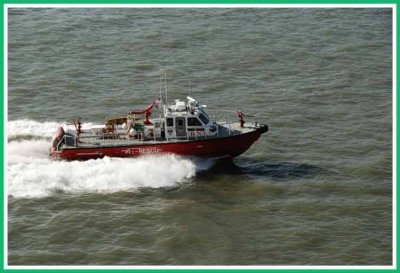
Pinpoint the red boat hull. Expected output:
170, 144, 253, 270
50, 128, 264, 161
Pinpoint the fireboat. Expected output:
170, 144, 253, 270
49, 96, 268, 160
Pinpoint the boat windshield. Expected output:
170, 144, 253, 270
198, 113, 209, 125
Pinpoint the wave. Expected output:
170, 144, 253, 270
7, 119, 101, 141
6, 119, 213, 199
8, 154, 197, 199
8, 119, 66, 138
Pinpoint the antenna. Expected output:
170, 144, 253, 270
189, 79, 191, 97
159, 76, 162, 102
164, 71, 168, 103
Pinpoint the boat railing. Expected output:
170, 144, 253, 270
57, 113, 243, 149
60, 127, 175, 148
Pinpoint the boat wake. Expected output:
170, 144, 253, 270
7, 119, 100, 142
7, 119, 212, 199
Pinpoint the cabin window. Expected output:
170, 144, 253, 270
198, 113, 209, 125
166, 118, 174, 127
187, 117, 203, 126
177, 119, 184, 126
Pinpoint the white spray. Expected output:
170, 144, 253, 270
7, 119, 215, 199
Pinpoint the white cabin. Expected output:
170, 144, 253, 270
152, 97, 218, 140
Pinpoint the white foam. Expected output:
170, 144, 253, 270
8, 119, 101, 138
8, 153, 197, 198
7, 119, 216, 198
8, 140, 50, 164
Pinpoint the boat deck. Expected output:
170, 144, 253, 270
62, 122, 256, 149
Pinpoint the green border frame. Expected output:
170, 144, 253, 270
1, 1, 397, 272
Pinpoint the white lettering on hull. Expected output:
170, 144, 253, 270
121, 147, 162, 155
